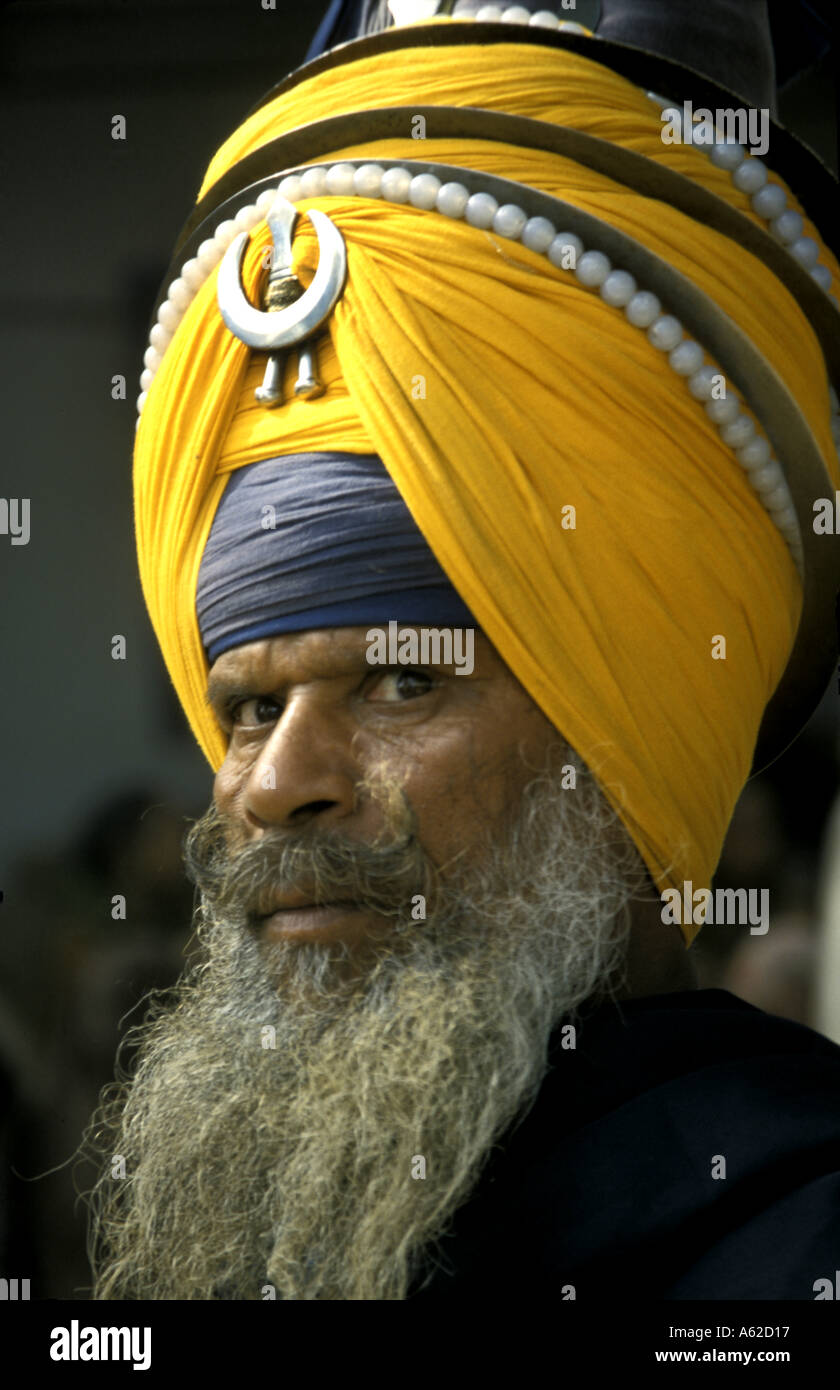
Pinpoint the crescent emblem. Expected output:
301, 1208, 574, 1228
217, 199, 347, 351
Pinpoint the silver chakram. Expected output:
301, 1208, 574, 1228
216, 191, 348, 406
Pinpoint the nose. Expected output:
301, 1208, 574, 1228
240, 694, 359, 833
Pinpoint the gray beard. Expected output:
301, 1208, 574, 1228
84, 753, 643, 1300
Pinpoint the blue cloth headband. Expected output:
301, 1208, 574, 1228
196, 452, 476, 664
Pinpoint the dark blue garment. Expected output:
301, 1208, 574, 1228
304, 0, 351, 64
408, 989, 840, 1299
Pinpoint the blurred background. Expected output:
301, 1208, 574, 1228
0, 0, 837, 1299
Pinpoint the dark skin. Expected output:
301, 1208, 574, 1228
208, 626, 696, 996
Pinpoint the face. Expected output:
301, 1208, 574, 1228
209, 625, 561, 950
86, 623, 646, 1301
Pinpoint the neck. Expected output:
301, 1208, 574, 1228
618, 892, 698, 1001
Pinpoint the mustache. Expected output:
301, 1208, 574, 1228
182, 793, 440, 929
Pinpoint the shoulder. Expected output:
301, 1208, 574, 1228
534, 990, 840, 1299
413, 991, 840, 1299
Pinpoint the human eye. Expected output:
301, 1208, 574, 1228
228, 695, 282, 728
366, 668, 436, 702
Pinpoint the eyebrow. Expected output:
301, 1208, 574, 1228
203, 655, 362, 713
204, 643, 475, 714
204, 676, 254, 713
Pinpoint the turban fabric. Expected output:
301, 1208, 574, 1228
196, 452, 476, 663
134, 26, 840, 943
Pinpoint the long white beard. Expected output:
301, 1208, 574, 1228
84, 755, 643, 1300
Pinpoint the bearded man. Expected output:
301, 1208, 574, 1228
84, 0, 840, 1300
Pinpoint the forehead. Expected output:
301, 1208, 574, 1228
206, 625, 503, 685
212, 628, 368, 679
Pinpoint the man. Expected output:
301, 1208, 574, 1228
85, 0, 840, 1299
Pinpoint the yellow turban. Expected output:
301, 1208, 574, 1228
134, 29, 840, 944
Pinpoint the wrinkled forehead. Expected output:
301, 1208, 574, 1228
204, 626, 520, 713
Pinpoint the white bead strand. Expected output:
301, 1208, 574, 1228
451, 7, 593, 34
646, 92, 836, 302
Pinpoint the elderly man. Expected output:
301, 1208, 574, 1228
85, 0, 840, 1300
